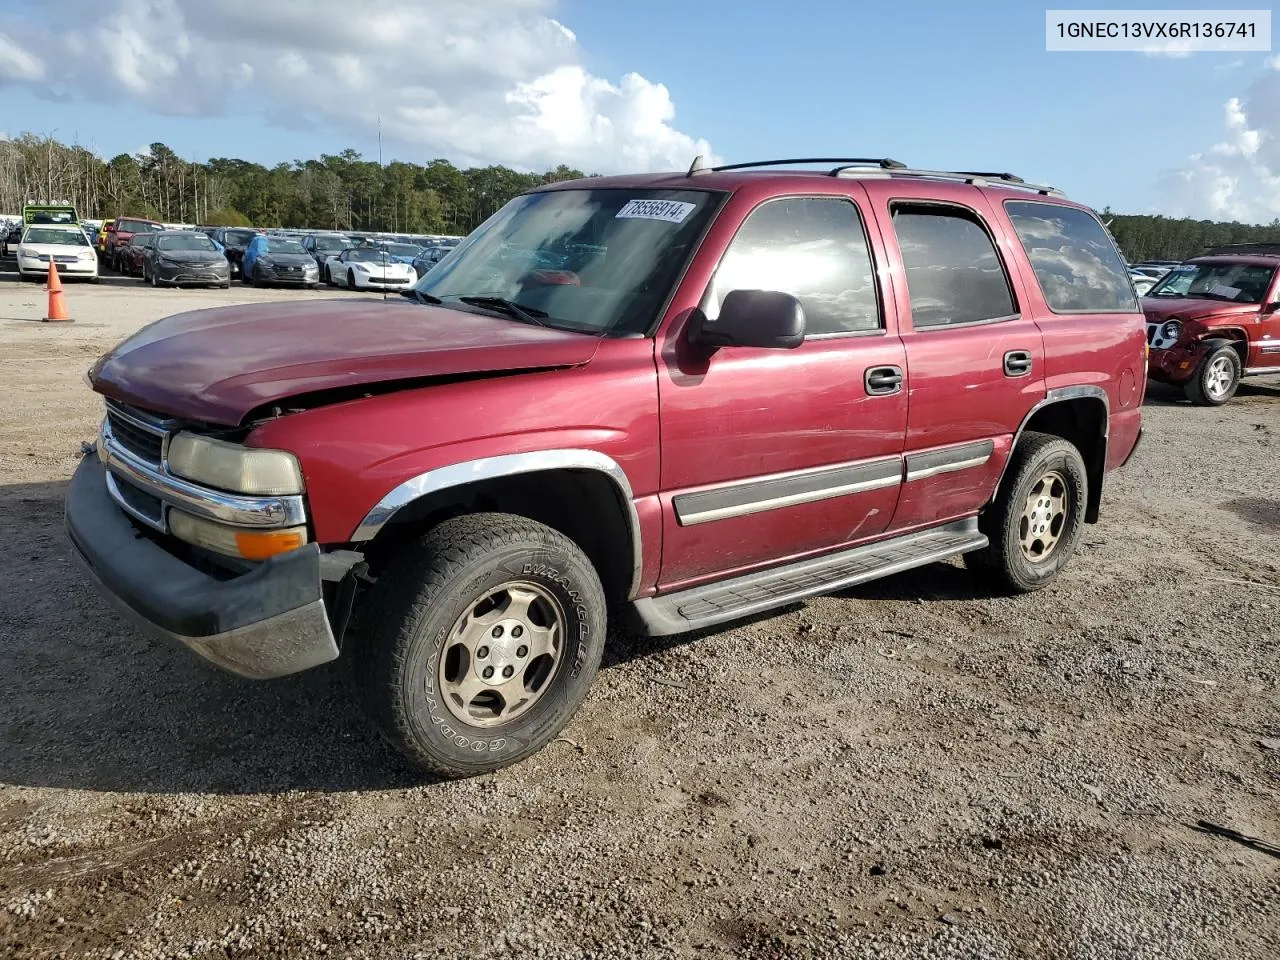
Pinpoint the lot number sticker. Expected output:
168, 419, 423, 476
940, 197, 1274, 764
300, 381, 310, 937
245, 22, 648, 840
616, 199, 696, 223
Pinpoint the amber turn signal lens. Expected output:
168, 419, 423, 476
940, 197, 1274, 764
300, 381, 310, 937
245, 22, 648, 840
234, 528, 307, 560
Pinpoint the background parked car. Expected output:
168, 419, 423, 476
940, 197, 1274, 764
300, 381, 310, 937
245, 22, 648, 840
324, 246, 416, 289
15, 224, 99, 281
117, 233, 155, 276
302, 232, 352, 273
242, 235, 320, 288
411, 243, 453, 277
95, 219, 114, 257
210, 227, 260, 278
106, 217, 162, 271
142, 230, 231, 288
1, 221, 21, 257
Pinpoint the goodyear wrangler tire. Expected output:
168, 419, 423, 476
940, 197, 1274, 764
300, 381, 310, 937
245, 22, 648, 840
964, 431, 1087, 594
354, 513, 606, 778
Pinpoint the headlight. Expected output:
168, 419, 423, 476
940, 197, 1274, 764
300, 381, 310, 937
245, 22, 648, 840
78, 249, 95, 260
353, 263, 372, 272
167, 433, 304, 495
169, 509, 307, 561
1160, 320, 1182, 342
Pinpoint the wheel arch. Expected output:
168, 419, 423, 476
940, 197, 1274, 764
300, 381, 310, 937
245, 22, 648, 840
1197, 331, 1248, 367
996, 386, 1109, 524
351, 451, 643, 603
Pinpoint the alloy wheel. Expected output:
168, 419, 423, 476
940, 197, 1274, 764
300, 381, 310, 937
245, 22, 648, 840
1205, 355, 1235, 401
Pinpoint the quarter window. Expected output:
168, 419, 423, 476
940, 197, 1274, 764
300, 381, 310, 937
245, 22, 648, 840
1004, 201, 1138, 313
890, 204, 1016, 328
704, 197, 881, 336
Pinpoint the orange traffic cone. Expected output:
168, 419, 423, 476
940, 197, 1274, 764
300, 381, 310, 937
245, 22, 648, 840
42, 259, 72, 323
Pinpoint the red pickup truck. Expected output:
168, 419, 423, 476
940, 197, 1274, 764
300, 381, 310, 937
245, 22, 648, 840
1141, 245, 1280, 404
67, 158, 1146, 776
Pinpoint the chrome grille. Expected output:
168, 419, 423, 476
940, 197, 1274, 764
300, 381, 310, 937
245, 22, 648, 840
106, 473, 164, 528
104, 400, 169, 465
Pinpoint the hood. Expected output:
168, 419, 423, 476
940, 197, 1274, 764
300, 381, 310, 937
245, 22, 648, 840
90, 299, 602, 426
1140, 297, 1260, 323
258, 252, 315, 267
18, 243, 93, 257
155, 249, 225, 264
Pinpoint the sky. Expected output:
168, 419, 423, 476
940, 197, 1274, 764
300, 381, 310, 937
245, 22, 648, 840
0, 0, 1278, 221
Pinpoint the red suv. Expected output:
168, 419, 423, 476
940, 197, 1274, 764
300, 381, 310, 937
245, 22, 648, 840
67, 158, 1146, 776
1141, 245, 1280, 404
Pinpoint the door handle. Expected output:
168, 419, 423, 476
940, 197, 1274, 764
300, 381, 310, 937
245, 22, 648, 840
865, 365, 904, 396
1003, 350, 1033, 377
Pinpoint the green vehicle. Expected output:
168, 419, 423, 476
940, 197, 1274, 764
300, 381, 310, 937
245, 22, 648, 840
23, 202, 80, 228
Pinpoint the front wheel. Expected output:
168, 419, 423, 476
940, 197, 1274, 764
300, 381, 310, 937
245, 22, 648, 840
1185, 346, 1241, 406
347, 269, 356, 290
965, 431, 1088, 593
352, 513, 606, 778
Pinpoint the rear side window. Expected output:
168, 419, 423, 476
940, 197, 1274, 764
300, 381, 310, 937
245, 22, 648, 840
1004, 201, 1138, 313
704, 197, 881, 336
890, 204, 1016, 328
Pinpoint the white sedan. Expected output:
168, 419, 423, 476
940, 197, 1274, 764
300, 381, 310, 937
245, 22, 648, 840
16, 224, 99, 281
324, 247, 417, 290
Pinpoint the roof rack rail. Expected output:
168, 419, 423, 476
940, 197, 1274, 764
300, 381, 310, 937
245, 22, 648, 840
832, 165, 1065, 198
688, 156, 907, 176
1200, 242, 1280, 257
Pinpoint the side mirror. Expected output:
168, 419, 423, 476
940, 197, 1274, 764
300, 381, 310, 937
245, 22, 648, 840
689, 289, 805, 349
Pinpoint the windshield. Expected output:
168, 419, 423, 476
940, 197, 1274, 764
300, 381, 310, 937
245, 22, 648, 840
118, 219, 159, 233
23, 227, 89, 245
263, 239, 307, 255
1147, 261, 1275, 303
415, 188, 721, 335
156, 234, 217, 252
347, 247, 392, 262
382, 243, 422, 257
223, 229, 256, 246
314, 236, 350, 251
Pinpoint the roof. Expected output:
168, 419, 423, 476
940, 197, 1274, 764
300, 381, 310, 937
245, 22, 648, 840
1187, 253, 1280, 266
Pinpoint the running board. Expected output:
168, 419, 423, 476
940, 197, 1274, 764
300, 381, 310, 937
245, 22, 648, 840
630, 519, 988, 636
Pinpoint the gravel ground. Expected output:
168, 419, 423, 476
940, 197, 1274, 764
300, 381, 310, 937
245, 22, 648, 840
0, 272, 1277, 959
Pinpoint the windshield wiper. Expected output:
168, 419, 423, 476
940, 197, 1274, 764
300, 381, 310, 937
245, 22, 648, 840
456, 296, 550, 327
399, 288, 443, 304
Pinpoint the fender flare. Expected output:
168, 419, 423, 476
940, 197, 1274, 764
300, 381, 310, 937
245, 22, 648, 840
349, 449, 644, 599
991, 385, 1110, 519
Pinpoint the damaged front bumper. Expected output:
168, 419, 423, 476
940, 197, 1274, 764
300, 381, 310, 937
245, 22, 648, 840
65, 452, 339, 679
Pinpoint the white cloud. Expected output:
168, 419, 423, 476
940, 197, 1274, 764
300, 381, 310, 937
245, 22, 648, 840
1160, 58, 1280, 221
0, 0, 714, 173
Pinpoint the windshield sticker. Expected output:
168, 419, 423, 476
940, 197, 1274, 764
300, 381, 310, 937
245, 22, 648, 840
1207, 283, 1241, 298
616, 199, 696, 224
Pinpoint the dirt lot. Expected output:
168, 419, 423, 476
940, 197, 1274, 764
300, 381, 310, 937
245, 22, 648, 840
0, 270, 1277, 960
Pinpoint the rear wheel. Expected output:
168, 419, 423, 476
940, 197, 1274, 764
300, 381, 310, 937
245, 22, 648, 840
1185, 346, 1241, 406
352, 513, 606, 778
965, 431, 1087, 593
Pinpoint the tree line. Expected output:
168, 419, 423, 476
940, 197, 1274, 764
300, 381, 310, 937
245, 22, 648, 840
3, 132, 1279, 254
1102, 208, 1280, 262
0, 133, 589, 235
